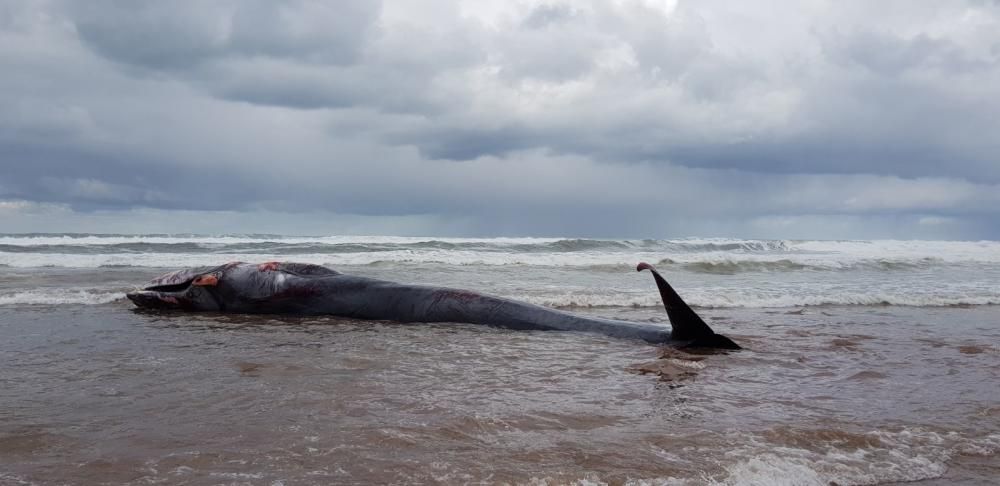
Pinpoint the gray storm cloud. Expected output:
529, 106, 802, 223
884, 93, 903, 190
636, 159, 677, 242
1, 0, 999, 238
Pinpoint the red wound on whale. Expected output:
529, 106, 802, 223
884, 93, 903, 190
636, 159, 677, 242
192, 274, 219, 286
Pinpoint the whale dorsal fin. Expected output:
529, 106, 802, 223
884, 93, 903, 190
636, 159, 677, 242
636, 262, 722, 343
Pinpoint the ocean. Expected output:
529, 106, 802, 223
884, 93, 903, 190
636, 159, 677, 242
1, 234, 998, 484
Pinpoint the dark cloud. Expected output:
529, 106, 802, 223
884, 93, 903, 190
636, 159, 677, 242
826, 30, 983, 75
71, 0, 381, 70
68, 0, 474, 113
202, 59, 449, 114
0, 141, 262, 211
72, 3, 227, 70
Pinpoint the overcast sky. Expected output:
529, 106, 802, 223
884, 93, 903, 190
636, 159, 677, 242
1, 1, 999, 239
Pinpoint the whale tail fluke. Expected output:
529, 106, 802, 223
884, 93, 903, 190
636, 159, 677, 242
637, 262, 741, 350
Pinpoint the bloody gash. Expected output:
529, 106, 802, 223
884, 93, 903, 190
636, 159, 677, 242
126, 262, 739, 349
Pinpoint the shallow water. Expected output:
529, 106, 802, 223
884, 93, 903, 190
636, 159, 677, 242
2, 302, 998, 485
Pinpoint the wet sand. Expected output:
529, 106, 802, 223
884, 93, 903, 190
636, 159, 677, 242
1, 302, 998, 485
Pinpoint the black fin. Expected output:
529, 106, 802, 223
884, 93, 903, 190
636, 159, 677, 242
637, 262, 738, 349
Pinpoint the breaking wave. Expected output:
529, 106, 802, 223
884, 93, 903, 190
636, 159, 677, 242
516, 290, 1000, 309
0, 233, 997, 255
711, 428, 1000, 486
2, 235, 999, 270
0, 288, 126, 306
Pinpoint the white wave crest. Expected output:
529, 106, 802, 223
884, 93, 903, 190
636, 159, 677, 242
0, 288, 125, 306
0, 234, 564, 246
2, 236, 1000, 265
680, 289, 1000, 308
0, 251, 646, 268
712, 428, 999, 486
2, 250, 999, 270
510, 289, 1000, 308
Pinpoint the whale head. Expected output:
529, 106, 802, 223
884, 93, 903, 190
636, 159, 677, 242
126, 264, 233, 311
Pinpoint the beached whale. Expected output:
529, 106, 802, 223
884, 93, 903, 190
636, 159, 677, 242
126, 261, 740, 349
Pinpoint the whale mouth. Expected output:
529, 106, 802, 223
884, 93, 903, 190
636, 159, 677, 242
127, 265, 227, 310
126, 278, 197, 309
142, 279, 196, 293
140, 272, 219, 294
126, 289, 180, 309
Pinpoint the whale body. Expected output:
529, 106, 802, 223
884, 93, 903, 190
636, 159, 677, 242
126, 261, 740, 349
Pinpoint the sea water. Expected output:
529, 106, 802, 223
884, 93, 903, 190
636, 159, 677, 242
1, 234, 998, 484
